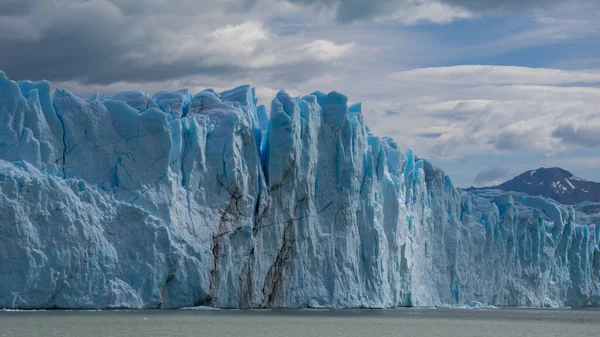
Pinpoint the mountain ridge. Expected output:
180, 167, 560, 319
466, 167, 600, 205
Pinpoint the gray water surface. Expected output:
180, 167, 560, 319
1, 308, 599, 337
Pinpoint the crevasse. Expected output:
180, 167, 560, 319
0, 71, 598, 309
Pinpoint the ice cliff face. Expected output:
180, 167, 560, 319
1, 71, 598, 309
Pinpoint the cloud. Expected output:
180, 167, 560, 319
0, 0, 355, 86
411, 93, 597, 157
552, 118, 600, 148
474, 166, 510, 186
356, 64, 600, 165
0, 16, 40, 42
384, 2, 472, 24
294, 40, 356, 61
358, 65, 600, 162
442, 0, 573, 12
206, 21, 271, 56
283, 0, 596, 23
284, 0, 473, 24
0, 0, 35, 16
417, 132, 442, 138
492, 117, 560, 152
393, 65, 600, 86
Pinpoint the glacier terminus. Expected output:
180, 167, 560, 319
0, 70, 599, 309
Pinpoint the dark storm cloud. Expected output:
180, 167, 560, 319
552, 124, 600, 148
1, 0, 154, 83
474, 166, 510, 185
417, 132, 442, 139
284, 0, 590, 23
0, 0, 35, 16
0, 0, 341, 86
0, 0, 265, 84
104, 0, 258, 16
0, 0, 186, 83
493, 132, 522, 151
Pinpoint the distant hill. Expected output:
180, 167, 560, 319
466, 167, 600, 205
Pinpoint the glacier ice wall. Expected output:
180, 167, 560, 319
0, 71, 598, 309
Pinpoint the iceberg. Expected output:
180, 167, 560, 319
0, 70, 598, 309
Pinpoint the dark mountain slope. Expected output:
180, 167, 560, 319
467, 167, 600, 205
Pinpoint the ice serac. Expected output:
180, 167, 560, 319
0, 70, 598, 309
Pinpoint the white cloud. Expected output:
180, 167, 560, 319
380, 1, 472, 25
417, 99, 493, 113
356, 65, 600, 162
392, 65, 600, 85
156, 19, 356, 70
207, 21, 271, 56
510, 85, 600, 94
294, 40, 356, 62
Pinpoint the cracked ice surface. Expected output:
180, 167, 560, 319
0, 71, 599, 309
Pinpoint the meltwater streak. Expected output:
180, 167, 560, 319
0, 70, 599, 309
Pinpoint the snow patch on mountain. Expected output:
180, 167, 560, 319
472, 167, 600, 205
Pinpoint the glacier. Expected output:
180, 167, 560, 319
0, 70, 599, 309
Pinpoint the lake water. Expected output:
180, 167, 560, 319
1, 308, 599, 337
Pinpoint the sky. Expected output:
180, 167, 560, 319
1, 0, 599, 187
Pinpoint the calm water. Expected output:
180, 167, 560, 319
1, 308, 599, 337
